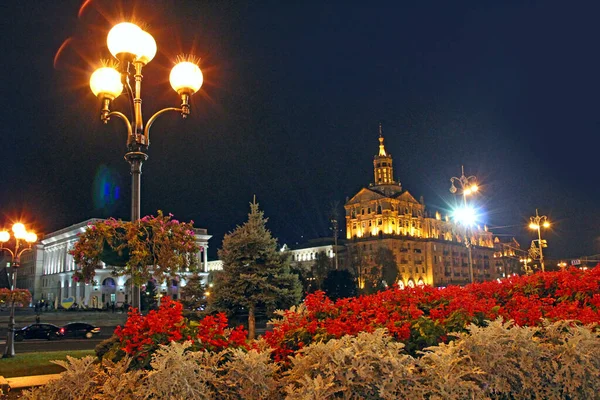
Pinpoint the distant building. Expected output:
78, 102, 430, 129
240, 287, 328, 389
493, 237, 527, 277
343, 129, 497, 287
35, 219, 211, 308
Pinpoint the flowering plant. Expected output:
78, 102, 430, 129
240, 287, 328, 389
0, 288, 31, 306
69, 211, 200, 285
113, 297, 248, 369
265, 265, 600, 361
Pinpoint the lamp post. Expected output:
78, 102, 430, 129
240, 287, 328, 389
528, 209, 550, 272
88, 22, 204, 309
1, 223, 37, 358
450, 166, 479, 283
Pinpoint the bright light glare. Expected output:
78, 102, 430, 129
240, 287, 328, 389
107, 22, 142, 58
452, 206, 476, 226
90, 67, 123, 99
529, 223, 539, 230
543, 221, 550, 228
12, 223, 26, 239
0, 231, 9, 242
470, 184, 478, 192
170, 61, 203, 94
25, 232, 37, 243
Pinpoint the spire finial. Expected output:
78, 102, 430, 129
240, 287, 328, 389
378, 123, 386, 156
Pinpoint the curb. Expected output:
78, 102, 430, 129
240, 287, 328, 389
0, 373, 61, 392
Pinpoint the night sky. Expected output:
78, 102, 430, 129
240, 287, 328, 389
1, 1, 599, 260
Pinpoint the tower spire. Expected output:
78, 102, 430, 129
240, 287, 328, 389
378, 122, 386, 157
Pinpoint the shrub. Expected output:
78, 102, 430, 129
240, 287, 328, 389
282, 329, 416, 399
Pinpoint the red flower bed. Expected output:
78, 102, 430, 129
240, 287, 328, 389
115, 297, 248, 368
265, 266, 600, 362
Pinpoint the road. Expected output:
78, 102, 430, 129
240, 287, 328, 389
0, 327, 117, 353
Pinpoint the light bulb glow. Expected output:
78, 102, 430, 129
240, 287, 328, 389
529, 223, 539, 230
107, 22, 142, 58
452, 206, 476, 226
90, 67, 123, 99
0, 231, 9, 243
135, 30, 157, 64
12, 223, 26, 239
25, 232, 37, 243
470, 184, 478, 192
543, 221, 550, 228
170, 61, 203, 95
464, 188, 472, 195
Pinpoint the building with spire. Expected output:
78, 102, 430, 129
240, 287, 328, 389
344, 126, 496, 288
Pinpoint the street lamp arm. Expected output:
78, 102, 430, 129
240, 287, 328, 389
103, 111, 134, 144
143, 107, 185, 145
0, 247, 15, 259
16, 246, 33, 260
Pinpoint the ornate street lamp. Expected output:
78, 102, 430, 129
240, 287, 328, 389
1, 223, 37, 358
528, 209, 550, 272
89, 22, 204, 309
450, 166, 479, 283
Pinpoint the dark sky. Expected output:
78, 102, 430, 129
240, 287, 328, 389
1, 0, 599, 260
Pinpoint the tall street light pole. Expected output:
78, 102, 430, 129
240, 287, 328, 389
529, 209, 550, 272
1, 223, 37, 358
450, 166, 479, 284
88, 22, 204, 309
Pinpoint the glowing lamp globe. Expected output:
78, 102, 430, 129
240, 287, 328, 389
135, 30, 157, 64
543, 221, 550, 228
529, 223, 539, 230
25, 232, 37, 243
12, 223, 26, 239
90, 67, 123, 99
0, 231, 9, 243
170, 61, 203, 95
107, 22, 143, 58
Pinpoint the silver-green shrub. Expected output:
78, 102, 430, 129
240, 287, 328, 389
143, 341, 223, 400
282, 329, 416, 399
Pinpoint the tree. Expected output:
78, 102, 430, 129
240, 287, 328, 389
311, 251, 333, 291
322, 270, 357, 300
141, 280, 157, 311
179, 273, 208, 311
210, 199, 302, 339
375, 247, 399, 288
347, 245, 379, 294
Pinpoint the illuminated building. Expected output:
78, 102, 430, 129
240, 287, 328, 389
344, 128, 496, 287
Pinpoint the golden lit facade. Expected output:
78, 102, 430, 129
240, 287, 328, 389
344, 132, 496, 287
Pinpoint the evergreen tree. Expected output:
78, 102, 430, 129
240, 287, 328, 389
141, 280, 157, 311
211, 200, 302, 339
180, 273, 207, 311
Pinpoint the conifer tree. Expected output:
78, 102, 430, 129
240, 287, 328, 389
211, 199, 302, 339
180, 273, 207, 311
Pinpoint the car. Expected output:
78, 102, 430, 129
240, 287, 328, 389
14, 323, 64, 341
61, 322, 101, 339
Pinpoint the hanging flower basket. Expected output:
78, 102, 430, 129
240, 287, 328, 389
101, 241, 130, 267
69, 211, 200, 285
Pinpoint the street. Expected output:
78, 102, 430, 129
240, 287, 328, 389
0, 329, 115, 353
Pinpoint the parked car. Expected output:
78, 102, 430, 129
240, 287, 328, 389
61, 322, 101, 339
14, 323, 64, 341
